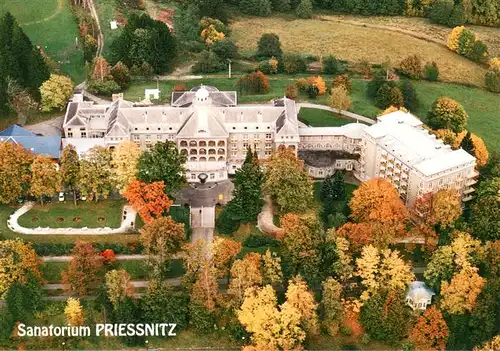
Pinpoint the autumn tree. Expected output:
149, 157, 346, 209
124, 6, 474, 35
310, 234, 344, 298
0, 143, 33, 204
228, 253, 263, 304
64, 297, 84, 326
78, 146, 113, 202
39, 74, 74, 112
6, 77, 38, 124
262, 249, 283, 287
427, 97, 468, 133
460, 132, 489, 167
191, 262, 219, 312
285, 275, 319, 336
105, 269, 135, 309
328, 85, 352, 112
112, 140, 141, 193
321, 278, 343, 336
336, 222, 373, 251
140, 216, 185, 277
60, 144, 80, 205
355, 245, 414, 301
62, 241, 103, 296
349, 178, 409, 243
91, 56, 112, 82
0, 239, 41, 297
279, 212, 322, 284
110, 61, 131, 89
137, 141, 187, 195
413, 188, 462, 229
124, 180, 172, 224
212, 236, 242, 278
238, 285, 305, 350
30, 155, 60, 205
440, 265, 486, 315
263, 147, 314, 214
474, 336, 500, 351
409, 306, 449, 351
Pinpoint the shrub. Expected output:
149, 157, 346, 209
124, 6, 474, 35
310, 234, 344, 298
111, 62, 131, 90
489, 57, 500, 71
241, 0, 272, 16
427, 97, 468, 133
447, 26, 464, 52
236, 71, 270, 95
215, 206, 240, 235
367, 69, 392, 98
173, 84, 187, 92
309, 76, 327, 95
329, 85, 352, 112
285, 84, 298, 99
256, 33, 283, 59
400, 80, 418, 111
283, 54, 307, 74
323, 55, 345, 75
192, 50, 225, 73
447, 2, 466, 27
375, 83, 392, 109
307, 84, 319, 98
130, 62, 154, 78
87, 79, 121, 96
399, 54, 423, 79
389, 87, 404, 107
258, 58, 278, 74
485, 69, 500, 93
212, 38, 238, 60
424, 61, 440, 81
296, 0, 313, 19
467, 40, 488, 62
243, 234, 280, 248
357, 60, 373, 79
99, 249, 116, 264
429, 0, 454, 26
332, 74, 352, 92
458, 28, 476, 57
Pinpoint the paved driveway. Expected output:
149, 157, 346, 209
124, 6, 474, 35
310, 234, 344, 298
24, 116, 64, 136
179, 180, 234, 207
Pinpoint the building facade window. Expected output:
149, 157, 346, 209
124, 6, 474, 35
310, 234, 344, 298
67, 132, 73, 138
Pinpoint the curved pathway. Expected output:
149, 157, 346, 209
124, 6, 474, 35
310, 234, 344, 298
22, 0, 64, 26
7, 202, 137, 235
257, 196, 281, 236
297, 102, 376, 125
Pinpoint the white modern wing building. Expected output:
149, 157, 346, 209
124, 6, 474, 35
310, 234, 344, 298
63, 85, 477, 206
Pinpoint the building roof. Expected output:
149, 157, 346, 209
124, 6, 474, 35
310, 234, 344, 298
406, 281, 435, 302
62, 138, 106, 156
0, 124, 37, 137
365, 111, 476, 175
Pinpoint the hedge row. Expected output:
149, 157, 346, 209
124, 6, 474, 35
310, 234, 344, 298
32, 242, 144, 256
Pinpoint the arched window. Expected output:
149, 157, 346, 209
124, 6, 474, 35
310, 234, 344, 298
217, 140, 225, 147
208, 157, 216, 161
180, 140, 188, 147
199, 157, 207, 162
190, 156, 197, 161
208, 140, 216, 147
218, 156, 225, 161
189, 140, 197, 147
190, 149, 198, 155
180, 149, 188, 155
199, 148, 207, 155
217, 148, 225, 155
199, 140, 207, 147
208, 149, 216, 155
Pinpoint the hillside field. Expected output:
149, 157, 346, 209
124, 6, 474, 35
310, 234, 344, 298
1, 0, 85, 82
231, 15, 491, 87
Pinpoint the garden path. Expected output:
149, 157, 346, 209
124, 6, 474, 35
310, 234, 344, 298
7, 202, 137, 235
257, 196, 281, 236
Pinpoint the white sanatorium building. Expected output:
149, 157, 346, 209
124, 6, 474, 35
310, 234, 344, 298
63, 85, 477, 206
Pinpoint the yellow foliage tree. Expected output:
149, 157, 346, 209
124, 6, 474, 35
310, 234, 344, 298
64, 297, 85, 326
440, 265, 486, 315
0, 143, 34, 204
488, 57, 500, 71
238, 285, 305, 351
212, 236, 242, 278
309, 76, 327, 95
105, 269, 135, 308
447, 26, 465, 53
191, 262, 219, 311
40, 74, 74, 112
474, 335, 500, 351
30, 155, 60, 205
285, 275, 319, 335
433, 129, 466, 149
430, 189, 462, 228
228, 253, 263, 304
262, 249, 283, 287
200, 24, 224, 45
328, 85, 352, 112
321, 278, 343, 336
111, 140, 142, 194
470, 133, 489, 167
378, 106, 408, 116
0, 239, 41, 297
355, 245, 414, 301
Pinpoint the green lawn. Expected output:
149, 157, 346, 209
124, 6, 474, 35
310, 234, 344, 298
94, 0, 123, 59
299, 107, 365, 127
18, 199, 126, 229
1, 0, 85, 82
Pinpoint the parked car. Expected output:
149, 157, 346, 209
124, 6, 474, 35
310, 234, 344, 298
58, 192, 65, 202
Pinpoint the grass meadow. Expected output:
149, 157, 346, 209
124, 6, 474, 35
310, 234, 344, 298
230, 15, 489, 87
1, 0, 85, 82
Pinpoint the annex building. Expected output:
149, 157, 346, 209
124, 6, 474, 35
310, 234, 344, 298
63, 85, 477, 206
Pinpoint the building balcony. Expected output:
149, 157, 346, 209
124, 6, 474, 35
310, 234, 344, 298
468, 170, 479, 178
466, 178, 477, 186
463, 187, 475, 195
463, 195, 474, 202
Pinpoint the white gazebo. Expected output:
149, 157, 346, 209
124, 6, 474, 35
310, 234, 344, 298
406, 281, 435, 311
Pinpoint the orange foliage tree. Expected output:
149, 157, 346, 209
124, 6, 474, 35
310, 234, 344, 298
409, 306, 449, 351
336, 222, 372, 251
124, 180, 173, 224
470, 133, 489, 167
62, 241, 103, 295
413, 189, 462, 229
212, 237, 242, 278
349, 178, 409, 242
